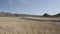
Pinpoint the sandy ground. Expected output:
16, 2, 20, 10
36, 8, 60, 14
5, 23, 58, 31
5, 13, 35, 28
0, 17, 60, 34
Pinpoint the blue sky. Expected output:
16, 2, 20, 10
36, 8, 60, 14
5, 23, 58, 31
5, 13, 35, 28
0, 0, 60, 15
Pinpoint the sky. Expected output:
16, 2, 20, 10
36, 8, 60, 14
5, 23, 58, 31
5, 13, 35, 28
0, 0, 60, 15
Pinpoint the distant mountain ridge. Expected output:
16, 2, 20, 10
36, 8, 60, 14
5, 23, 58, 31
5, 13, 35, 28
0, 12, 37, 17
42, 13, 60, 17
53, 13, 60, 17
0, 12, 60, 17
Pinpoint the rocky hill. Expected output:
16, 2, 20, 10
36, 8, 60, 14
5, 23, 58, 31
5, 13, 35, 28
42, 13, 60, 17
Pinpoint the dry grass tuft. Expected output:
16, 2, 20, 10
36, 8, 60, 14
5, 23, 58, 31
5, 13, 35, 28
0, 17, 60, 34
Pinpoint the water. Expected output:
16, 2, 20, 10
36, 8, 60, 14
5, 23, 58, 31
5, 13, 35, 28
19, 18, 60, 24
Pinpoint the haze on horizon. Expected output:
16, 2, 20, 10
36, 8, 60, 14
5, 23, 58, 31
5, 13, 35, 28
0, 0, 60, 15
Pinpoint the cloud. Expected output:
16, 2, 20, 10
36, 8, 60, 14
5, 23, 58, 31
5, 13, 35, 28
8, 0, 14, 5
